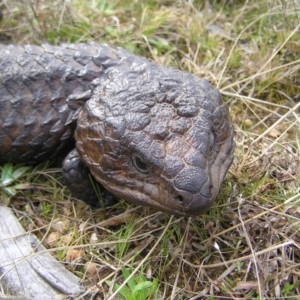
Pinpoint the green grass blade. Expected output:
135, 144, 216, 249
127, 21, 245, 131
132, 281, 153, 293
121, 267, 136, 292
4, 186, 17, 196
12, 167, 30, 180
106, 280, 132, 299
1, 163, 13, 185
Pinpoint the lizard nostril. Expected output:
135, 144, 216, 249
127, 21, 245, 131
175, 195, 184, 205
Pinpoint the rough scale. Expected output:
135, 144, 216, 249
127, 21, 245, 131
0, 42, 234, 216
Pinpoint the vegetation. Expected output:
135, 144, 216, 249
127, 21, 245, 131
0, 0, 299, 298
106, 266, 159, 300
0, 163, 30, 203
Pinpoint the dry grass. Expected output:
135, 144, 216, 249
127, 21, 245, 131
0, 0, 300, 299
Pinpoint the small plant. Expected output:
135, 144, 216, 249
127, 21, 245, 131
106, 266, 158, 300
0, 163, 31, 204
235, 262, 244, 272
282, 280, 300, 299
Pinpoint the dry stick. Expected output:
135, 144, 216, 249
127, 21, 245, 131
58, 0, 67, 31
238, 117, 299, 170
222, 93, 299, 170
266, 118, 299, 153
201, 193, 300, 245
106, 215, 174, 300
251, 101, 299, 142
170, 217, 192, 300
221, 18, 300, 175
237, 201, 263, 299
235, 101, 300, 175
84, 206, 142, 231
217, 263, 239, 282
222, 91, 294, 109
74, 219, 171, 299
238, 22, 300, 94
76, 244, 156, 299
183, 240, 296, 269
216, 6, 292, 89
70, 192, 300, 295
250, 108, 280, 131
216, 12, 259, 88
221, 59, 300, 92
44, 192, 300, 297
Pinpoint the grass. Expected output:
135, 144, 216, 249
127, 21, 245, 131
0, 0, 299, 299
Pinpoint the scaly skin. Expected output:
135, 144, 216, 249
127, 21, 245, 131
0, 42, 234, 216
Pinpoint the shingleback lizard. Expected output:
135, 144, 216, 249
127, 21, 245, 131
0, 42, 234, 216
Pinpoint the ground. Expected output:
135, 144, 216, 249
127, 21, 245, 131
0, 0, 299, 299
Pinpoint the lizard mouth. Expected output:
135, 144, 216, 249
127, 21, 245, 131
92, 173, 216, 216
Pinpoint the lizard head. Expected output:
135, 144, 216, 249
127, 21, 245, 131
75, 49, 234, 216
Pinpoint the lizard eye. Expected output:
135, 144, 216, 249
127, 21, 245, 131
132, 156, 149, 173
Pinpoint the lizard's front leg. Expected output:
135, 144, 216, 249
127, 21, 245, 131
62, 149, 117, 207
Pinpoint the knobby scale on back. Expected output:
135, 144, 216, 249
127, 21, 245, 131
0, 42, 234, 216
